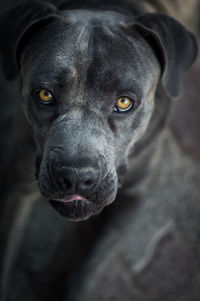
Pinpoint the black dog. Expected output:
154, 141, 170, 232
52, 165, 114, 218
0, 0, 199, 300
0, 0, 196, 220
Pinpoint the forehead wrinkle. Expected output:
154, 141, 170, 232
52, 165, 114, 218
75, 19, 120, 68
77, 23, 89, 48
71, 23, 95, 101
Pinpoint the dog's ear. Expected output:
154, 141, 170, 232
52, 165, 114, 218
134, 13, 198, 99
0, 0, 58, 80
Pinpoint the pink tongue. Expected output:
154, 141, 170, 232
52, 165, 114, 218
60, 195, 85, 203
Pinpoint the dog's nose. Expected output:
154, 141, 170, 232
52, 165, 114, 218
56, 166, 99, 195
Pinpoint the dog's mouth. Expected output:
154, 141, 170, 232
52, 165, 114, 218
55, 194, 86, 203
49, 194, 100, 221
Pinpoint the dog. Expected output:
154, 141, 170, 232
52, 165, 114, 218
0, 0, 199, 300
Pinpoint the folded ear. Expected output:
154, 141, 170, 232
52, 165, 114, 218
0, 0, 58, 80
134, 13, 198, 99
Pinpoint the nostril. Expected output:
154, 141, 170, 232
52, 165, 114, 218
84, 179, 94, 186
63, 178, 73, 189
56, 172, 76, 192
79, 171, 99, 191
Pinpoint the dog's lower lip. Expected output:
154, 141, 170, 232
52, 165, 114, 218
49, 196, 95, 220
55, 194, 86, 203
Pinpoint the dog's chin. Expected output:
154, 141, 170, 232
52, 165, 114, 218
49, 198, 97, 221
48, 192, 117, 221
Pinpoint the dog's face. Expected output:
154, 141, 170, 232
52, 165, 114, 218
0, 3, 197, 221
20, 10, 160, 220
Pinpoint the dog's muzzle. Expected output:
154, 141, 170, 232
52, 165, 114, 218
38, 147, 118, 220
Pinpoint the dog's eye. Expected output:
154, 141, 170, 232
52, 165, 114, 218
114, 97, 133, 112
38, 89, 54, 104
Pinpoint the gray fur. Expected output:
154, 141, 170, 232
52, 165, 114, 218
0, 0, 199, 300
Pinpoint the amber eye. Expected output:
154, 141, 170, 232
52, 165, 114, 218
38, 89, 54, 104
114, 97, 133, 112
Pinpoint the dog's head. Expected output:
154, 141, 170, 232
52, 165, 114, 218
0, 1, 197, 220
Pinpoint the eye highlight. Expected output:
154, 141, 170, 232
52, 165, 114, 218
38, 89, 54, 104
114, 96, 133, 112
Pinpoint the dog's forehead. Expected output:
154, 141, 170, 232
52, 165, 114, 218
21, 11, 159, 95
